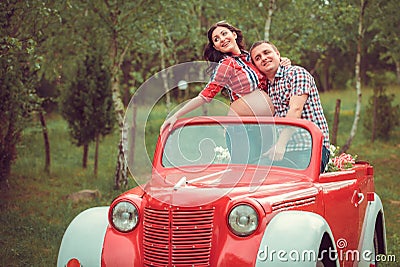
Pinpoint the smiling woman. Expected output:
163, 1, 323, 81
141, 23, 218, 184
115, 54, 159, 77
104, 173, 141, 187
160, 21, 276, 133
211, 25, 241, 55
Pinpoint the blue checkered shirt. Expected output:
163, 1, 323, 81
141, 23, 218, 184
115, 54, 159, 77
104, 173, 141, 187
264, 65, 330, 150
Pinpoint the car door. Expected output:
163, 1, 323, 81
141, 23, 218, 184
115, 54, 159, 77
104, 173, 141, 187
318, 172, 364, 265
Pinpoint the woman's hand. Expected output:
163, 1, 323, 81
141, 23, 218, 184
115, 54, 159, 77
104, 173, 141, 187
262, 144, 286, 161
160, 115, 178, 134
159, 96, 207, 134
280, 57, 291, 67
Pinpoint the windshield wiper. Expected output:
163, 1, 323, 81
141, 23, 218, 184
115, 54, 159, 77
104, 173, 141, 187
173, 176, 187, 190
173, 169, 232, 191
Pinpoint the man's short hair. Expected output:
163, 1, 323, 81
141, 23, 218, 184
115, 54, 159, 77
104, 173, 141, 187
249, 41, 279, 56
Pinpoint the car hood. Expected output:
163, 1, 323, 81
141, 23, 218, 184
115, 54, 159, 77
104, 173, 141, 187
140, 166, 316, 207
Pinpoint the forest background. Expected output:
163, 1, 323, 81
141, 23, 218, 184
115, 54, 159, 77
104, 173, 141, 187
1, 0, 399, 266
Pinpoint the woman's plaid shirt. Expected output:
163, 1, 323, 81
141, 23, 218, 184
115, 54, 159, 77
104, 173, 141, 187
200, 51, 263, 102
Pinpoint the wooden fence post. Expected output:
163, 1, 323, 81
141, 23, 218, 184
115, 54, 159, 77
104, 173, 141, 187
331, 99, 341, 146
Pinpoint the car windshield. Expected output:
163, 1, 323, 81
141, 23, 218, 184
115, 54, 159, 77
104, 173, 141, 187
162, 122, 312, 170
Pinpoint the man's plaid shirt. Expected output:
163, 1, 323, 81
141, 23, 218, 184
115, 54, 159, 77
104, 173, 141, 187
264, 65, 330, 150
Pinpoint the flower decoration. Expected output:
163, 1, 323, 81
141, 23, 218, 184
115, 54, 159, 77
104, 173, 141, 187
214, 146, 231, 163
326, 145, 357, 172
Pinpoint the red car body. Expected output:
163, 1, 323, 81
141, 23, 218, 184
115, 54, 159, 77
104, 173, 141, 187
58, 116, 386, 267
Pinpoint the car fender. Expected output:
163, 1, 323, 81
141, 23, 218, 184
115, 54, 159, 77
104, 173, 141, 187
357, 193, 386, 267
57, 206, 109, 267
255, 210, 338, 266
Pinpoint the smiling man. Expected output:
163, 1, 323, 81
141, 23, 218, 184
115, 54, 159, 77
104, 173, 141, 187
250, 41, 330, 172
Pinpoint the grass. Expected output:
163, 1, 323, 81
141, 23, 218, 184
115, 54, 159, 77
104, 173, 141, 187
321, 86, 400, 265
0, 86, 399, 266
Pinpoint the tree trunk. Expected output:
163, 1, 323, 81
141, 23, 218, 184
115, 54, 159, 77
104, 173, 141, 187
109, 22, 131, 189
371, 90, 377, 142
38, 111, 50, 174
114, 138, 128, 189
395, 59, 400, 85
160, 21, 171, 112
264, 0, 276, 40
122, 60, 132, 107
322, 55, 331, 91
341, 0, 368, 153
128, 101, 137, 168
111, 73, 129, 189
331, 99, 341, 146
83, 143, 89, 169
309, 58, 324, 91
0, 116, 16, 186
94, 133, 99, 177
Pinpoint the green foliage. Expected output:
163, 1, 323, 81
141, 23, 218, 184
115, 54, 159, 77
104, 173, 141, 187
0, 116, 135, 266
364, 86, 400, 141
61, 50, 115, 147
0, 37, 40, 182
1, 93, 399, 266
369, 0, 400, 64
0, 0, 64, 182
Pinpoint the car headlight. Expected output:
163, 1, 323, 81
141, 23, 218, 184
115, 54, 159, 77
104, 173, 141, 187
111, 201, 139, 232
228, 204, 259, 236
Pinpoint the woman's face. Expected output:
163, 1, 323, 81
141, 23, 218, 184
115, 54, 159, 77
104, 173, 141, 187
211, 26, 240, 55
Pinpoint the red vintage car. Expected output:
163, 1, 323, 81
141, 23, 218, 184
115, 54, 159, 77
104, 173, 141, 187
58, 116, 386, 267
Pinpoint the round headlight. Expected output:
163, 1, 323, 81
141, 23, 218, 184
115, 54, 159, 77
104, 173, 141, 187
228, 204, 259, 236
112, 201, 139, 232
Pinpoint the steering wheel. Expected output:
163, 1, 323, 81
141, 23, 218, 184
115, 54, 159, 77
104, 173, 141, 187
272, 156, 300, 169
253, 155, 300, 169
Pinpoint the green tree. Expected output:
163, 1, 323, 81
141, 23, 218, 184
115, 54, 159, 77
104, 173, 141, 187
369, 0, 400, 84
61, 60, 93, 168
0, 37, 40, 184
0, 0, 58, 183
1, 1, 64, 179
61, 51, 114, 172
364, 86, 400, 141
86, 0, 159, 188
341, 0, 368, 153
86, 51, 115, 176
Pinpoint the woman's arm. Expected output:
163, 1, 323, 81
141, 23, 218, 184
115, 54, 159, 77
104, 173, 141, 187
160, 96, 207, 133
160, 58, 234, 133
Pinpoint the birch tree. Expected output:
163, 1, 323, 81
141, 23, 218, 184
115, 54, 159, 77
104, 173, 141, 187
341, 0, 368, 152
264, 0, 276, 41
86, 0, 157, 189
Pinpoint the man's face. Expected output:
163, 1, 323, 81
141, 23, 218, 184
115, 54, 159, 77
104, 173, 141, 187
251, 43, 281, 76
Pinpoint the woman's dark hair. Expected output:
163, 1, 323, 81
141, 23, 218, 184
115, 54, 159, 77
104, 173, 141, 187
203, 21, 246, 63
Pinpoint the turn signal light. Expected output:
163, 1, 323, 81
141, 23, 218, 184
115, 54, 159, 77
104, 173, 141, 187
67, 258, 81, 267
367, 192, 375, 202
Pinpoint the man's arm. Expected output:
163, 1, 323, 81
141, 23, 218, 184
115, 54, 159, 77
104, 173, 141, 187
264, 94, 308, 160
286, 94, 308, 119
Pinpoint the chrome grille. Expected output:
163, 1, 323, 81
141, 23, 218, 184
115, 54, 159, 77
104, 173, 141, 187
144, 207, 214, 267
144, 208, 170, 266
